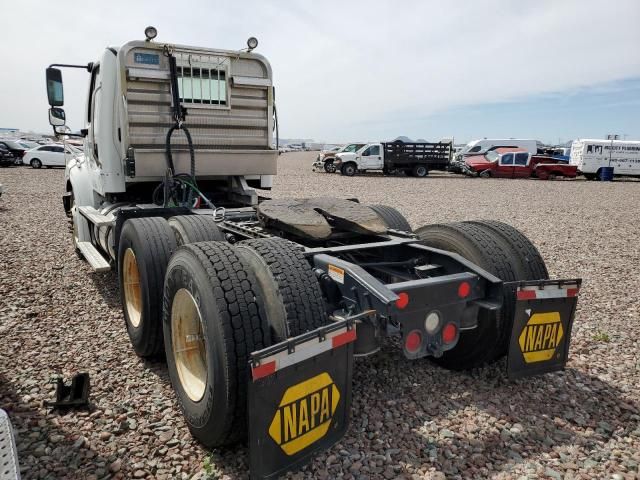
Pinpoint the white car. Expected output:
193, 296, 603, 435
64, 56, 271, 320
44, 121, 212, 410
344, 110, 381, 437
23, 144, 69, 168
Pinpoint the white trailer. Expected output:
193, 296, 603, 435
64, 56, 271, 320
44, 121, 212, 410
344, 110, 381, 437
570, 139, 640, 179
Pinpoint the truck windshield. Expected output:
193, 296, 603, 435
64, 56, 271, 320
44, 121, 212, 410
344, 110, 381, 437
485, 151, 499, 162
344, 144, 364, 152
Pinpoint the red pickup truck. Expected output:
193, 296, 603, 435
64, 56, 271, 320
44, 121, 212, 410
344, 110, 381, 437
463, 147, 577, 180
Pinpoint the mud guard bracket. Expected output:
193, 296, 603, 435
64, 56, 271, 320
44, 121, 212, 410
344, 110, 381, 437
507, 279, 581, 380
248, 319, 356, 480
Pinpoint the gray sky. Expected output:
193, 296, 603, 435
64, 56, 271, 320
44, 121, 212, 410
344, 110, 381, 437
1, 0, 639, 143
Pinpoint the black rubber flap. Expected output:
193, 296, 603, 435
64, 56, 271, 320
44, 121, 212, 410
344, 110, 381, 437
248, 321, 355, 479
507, 279, 581, 380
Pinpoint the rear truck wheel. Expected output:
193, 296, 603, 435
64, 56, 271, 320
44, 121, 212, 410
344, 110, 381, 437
30, 158, 42, 169
163, 242, 271, 446
414, 222, 520, 370
119, 217, 177, 357
168, 215, 225, 246
369, 204, 412, 233
412, 165, 428, 177
463, 220, 549, 357
324, 160, 337, 173
341, 162, 357, 176
236, 237, 328, 342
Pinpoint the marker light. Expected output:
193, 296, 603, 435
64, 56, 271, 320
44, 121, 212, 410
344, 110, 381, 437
405, 331, 422, 353
247, 36, 259, 51
458, 281, 471, 298
442, 323, 458, 344
395, 292, 409, 309
144, 26, 158, 41
424, 311, 441, 334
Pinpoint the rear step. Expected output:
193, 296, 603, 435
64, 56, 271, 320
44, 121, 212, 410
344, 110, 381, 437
77, 206, 115, 227
77, 242, 111, 272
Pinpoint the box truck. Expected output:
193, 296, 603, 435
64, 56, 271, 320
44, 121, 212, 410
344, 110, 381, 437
570, 139, 640, 180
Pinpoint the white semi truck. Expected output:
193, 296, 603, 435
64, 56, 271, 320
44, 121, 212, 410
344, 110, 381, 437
570, 138, 640, 180
44, 27, 581, 479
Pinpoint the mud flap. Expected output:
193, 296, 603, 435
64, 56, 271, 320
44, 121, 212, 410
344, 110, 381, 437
507, 279, 581, 380
248, 319, 356, 480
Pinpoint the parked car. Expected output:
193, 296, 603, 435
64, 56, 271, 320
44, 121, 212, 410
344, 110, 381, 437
0, 140, 27, 165
463, 147, 577, 179
0, 143, 15, 166
18, 140, 40, 150
313, 143, 365, 173
23, 144, 69, 168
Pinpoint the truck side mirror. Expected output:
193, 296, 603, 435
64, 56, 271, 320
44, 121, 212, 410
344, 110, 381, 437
46, 67, 64, 106
48, 107, 66, 127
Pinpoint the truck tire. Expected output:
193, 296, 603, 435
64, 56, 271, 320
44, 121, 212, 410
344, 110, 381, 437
465, 220, 548, 281
168, 215, 225, 246
324, 160, 337, 173
118, 217, 177, 357
463, 220, 549, 357
369, 204, 412, 232
236, 238, 327, 341
163, 242, 271, 446
414, 222, 519, 370
341, 162, 357, 176
412, 165, 428, 177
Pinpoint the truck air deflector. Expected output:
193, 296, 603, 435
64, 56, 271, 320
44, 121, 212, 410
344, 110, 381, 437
248, 320, 355, 479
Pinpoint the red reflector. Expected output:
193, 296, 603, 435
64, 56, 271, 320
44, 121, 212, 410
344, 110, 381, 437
567, 288, 579, 297
395, 292, 409, 309
458, 281, 471, 298
517, 290, 537, 301
332, 328, 357, 349
251, 360, 276, 380
442, 323, 457, 344
405, 331, 422, 352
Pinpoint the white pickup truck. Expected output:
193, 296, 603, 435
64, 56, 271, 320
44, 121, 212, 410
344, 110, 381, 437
334, 141, 452, 177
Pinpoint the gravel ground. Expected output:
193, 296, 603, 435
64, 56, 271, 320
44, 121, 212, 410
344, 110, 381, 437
0, 153, 639, 480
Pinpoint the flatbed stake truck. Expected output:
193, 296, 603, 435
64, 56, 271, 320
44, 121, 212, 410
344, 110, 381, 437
43, 28, 581, 479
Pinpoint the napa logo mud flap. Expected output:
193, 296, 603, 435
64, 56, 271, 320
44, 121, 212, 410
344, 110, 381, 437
507, 279, 581, 380
248, 320, 355, 480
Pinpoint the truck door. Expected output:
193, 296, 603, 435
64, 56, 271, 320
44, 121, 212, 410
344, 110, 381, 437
513, 152, 530, 177
361, 144, 382, 169
497, 153, 515, 177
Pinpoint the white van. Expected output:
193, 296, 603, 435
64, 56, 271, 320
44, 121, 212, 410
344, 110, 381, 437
570, 139, 640, 179
461, 139, 539, 156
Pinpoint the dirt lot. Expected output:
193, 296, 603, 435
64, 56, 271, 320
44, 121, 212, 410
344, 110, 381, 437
1, 152, 639, 480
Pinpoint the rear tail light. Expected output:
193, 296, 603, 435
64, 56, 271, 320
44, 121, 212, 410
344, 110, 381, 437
395, 292, 409, 309
442, 323, 458, 344
405, 330, 422, 353
424, 311, 441, 334
458, 281, 471, 298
